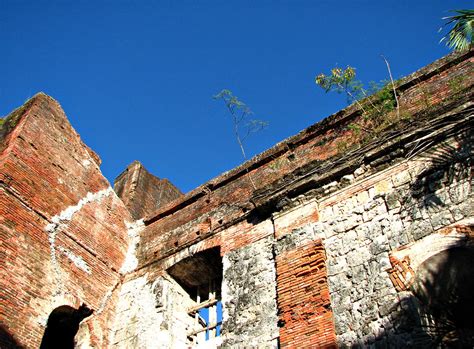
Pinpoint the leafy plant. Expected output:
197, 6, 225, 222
315, 63, 400, 134
315, 66, 373, 115
315, 58, 406, 154
440, 9, 474, 52
347, 123, 361, 135
315, 66, 399, 120
336, 139, 349, 153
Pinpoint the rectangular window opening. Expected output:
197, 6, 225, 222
189, 281, 222, 345
167, 247, 223, 347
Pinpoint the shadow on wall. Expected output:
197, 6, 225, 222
357, 127, 474, 348
409, 127, 472, 209
40, 303, 94, 349
0, 325, 23, 348
368, 244, 474, 348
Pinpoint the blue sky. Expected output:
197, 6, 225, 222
1, 0, 471, 193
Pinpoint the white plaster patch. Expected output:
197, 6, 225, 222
37, 316, 48, 327
57, 246, 92, 274
34, 293, 81, 328
82, 159, 91, 167
273, 198, 318, 234
119, 219, 144, 274
46, 187, 114, 233
44, 187, 114, 295
110, 274, 174, 348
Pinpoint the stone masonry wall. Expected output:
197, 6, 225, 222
287, 132, 472, 347
110, 273, 196, 348
221, 236, 279, 347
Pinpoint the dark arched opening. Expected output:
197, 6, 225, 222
39, 303, 93, 349
411, 246, 474, 346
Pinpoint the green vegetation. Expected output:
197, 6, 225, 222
313, 8, 473, 156
440, 9, 474, 52
0, 98, 35, 147
315, 66, 398, 120
315, 64, 404, 141
336, 139, 349, 153
314, 59, 423, 157
448, 75, 467, 95
213, 89, 268, 159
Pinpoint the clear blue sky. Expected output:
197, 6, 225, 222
1, 0, 471, 193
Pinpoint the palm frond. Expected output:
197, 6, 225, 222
440, 9, 474, 51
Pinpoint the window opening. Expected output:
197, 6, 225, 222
167, 247, 223, 347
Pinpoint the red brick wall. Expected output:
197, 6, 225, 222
0, 94, 131, 348
276, 240, 337, 348
114, 161, 183, 220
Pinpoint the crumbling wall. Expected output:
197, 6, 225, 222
109, 274, 196, 348
0, 94, 133, 348
111, 242, 229, 349
138, 50, 473, 270
221, 236, 279, 347
1, 50, 473, 348
120, 50, 473, 348
314, 133, 474, 346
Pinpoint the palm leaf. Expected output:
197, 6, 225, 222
440, 9, 474, 51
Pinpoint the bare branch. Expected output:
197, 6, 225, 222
337, 83, 370, 115
381, 55, 400, 119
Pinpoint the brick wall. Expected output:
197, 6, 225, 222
276, 239, 337, 348
0, 94, 132, 348
114, 161, 183, 220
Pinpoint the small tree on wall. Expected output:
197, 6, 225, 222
214, 89, 268, 189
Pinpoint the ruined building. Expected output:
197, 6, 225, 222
1, 50, 473, 348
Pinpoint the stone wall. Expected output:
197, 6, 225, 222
109, 273, 197, 348
222, 236, 279, 347
317, 131, 472, 346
